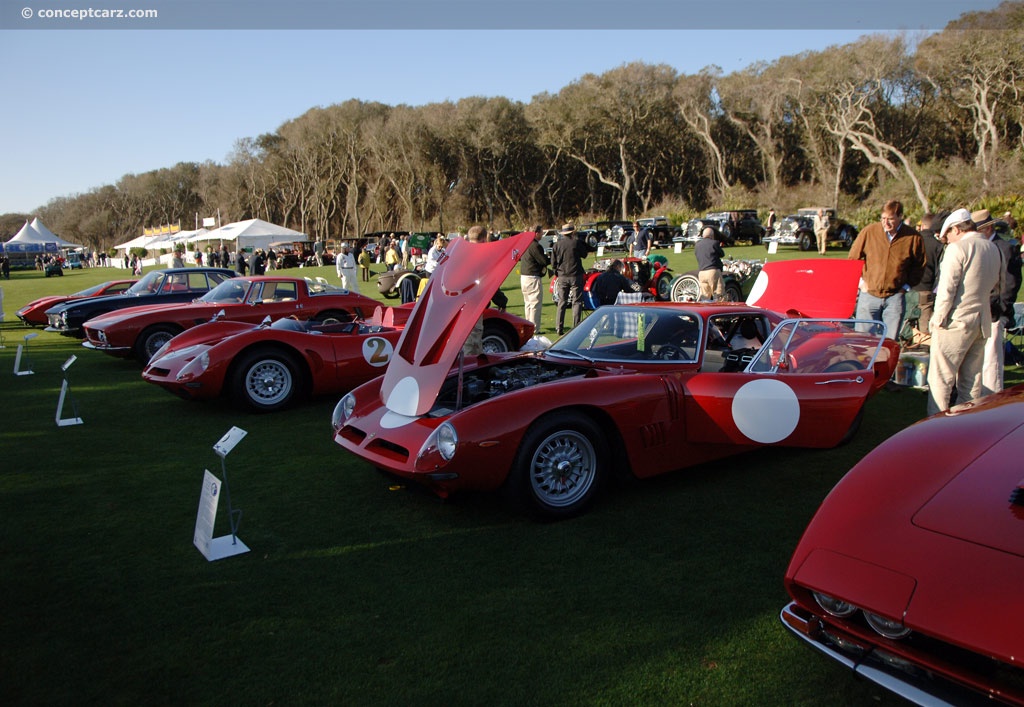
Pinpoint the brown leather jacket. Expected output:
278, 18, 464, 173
848, 222, 925, 298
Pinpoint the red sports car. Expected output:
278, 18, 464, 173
142, 304, 535, 412
781, 384, 1024, 706
82, 276, 379, 363
15, 279, 137, 326
550, 255, 675, 307
332, 232, 900, 518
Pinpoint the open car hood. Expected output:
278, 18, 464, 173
381, 231, 535, 417
745, 259, 864, 318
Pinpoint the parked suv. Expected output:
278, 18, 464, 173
763, 208, 858, 251
679, 210, 765, 247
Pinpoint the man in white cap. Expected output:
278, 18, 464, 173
335, 242, 359, 293
972, 208, 1022, 394
926, 208, 1004, 415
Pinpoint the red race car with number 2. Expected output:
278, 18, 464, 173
332, 231, 900, 518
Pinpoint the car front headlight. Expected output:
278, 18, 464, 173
419, 421, 458, 463
812, 591, 857, 618
176, 351, 209, 381
863, 612, 912, 640
332, 393, 356, 432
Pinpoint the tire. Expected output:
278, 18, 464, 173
724, 282, 743, 303
134, 325, 181, 363
750, 230, 762, 246
314, 310, 351, 325
799, 233, 814, 252
481, 323, 515, 353
232, 349, 304, 412
670, 274, 702, 303
510, 411, 607, 518
655, 273, 673, 301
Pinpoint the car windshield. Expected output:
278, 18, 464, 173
199, 279, 252, 304
747, 319, 888, 374
547, 307, 701, 363
126, 271, 165, 295
72, 283, 108, 296
305, 278, 345, 295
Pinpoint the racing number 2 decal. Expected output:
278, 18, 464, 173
362, 337, 394, 367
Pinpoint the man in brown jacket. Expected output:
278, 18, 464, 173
848, 199, 925, 339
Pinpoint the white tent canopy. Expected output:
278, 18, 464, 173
204, 218, 307, 252
113, 234, 158, 251
8, 219, 80, 248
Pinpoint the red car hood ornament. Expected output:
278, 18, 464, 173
381, 231, 535, 417
746, 259, 864, 318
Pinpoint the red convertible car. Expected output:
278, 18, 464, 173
16, 279, 137, 326
82, 276, 379, 363
781, 383, 1024, 706
332, 232, 900, 518
141, 304, 535, 412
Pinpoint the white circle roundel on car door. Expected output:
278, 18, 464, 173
730, 379, 800, 443
362, 337, 394, 367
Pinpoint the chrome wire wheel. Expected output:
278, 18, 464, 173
244, 358, 293, 407
528, 429, 598, 510
671, 275, 701, 302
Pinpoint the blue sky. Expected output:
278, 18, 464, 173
0, 6, 1000, 215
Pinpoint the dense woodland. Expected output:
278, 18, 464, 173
3, 3, 1024, 250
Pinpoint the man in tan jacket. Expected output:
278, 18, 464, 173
926, 208, 1005, 415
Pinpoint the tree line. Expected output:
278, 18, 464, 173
5, 2, 1023, 250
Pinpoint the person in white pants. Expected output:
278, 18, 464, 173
335, 243, 359, 293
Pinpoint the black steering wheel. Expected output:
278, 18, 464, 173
656, 344, 686, 360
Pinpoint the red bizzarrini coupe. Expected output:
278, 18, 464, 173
332, 231, 900, 518
142, 305, 535, 412
82, 276, 379, 363
16, 279, 137, 326
781, 384, 1024, 706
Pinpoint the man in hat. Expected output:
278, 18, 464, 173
972, 209, 1021, 394
926, 209, 1004, 415
848, 199, 925, 338
335, 242, 359, 293
551, 222, 589, 335
519, 226, 549, 332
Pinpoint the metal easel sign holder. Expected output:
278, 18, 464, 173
194, 426, 249, 561
14, 332, 37, 375
56, 355, 83, 427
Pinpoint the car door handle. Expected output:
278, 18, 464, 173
816, 376, 864, 385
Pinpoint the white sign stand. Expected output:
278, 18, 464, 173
596, 245, 605, 257
767, 241, 779, 255
56, 355, 83, 427
674, 243, 683, 254
14, 332, 38, 375
194, 426, 249, 561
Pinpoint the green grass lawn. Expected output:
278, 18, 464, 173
0, 248, 1018, 704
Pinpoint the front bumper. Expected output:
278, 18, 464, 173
82, 340, 131, 355
780, 602, 1011, 707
